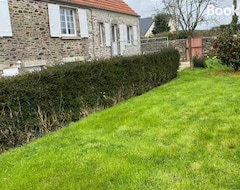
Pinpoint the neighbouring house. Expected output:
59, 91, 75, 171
0, 0, 141, 76
140, 17, 155, 37
140, 15, 176, 37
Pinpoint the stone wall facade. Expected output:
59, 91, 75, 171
0, 0, 141, 74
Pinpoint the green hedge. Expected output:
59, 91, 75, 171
0, 48, 180, 152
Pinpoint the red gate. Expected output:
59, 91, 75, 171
186, 37, 203, 61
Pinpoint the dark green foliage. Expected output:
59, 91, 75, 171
152, 13, 170, 34
219, 23, 240, 31
193, 55, 206, 68
231, 15, 238, 32
0, 48, 180, 152
165, 31, 188, 40
213, 29, 240, 71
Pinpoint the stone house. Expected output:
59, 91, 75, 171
0, 0, 141, 76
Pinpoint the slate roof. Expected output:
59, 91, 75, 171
139, 17, 154, 36
68, 0, 139, 16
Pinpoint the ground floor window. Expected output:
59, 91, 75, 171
99, 23, 105, 46
127, 25, 133, 44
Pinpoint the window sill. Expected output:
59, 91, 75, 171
0, 36, 13, 38
61, 36, 82, 40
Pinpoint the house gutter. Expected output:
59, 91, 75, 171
86, 7, 96, 60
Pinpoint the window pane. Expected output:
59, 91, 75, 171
70, 23, 74, 29
70, 28, 74, 34
111, 26, 115, 42
61, 28, 66, 34
60, 8, 64, 14
61, 22, 66, 28
61, 15, 65, 21
66, 9, 70, 16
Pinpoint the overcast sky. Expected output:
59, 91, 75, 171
123, 0, 235, 29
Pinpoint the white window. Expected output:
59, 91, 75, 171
111, 24, 118, 56
99, 23, 104, 46
127, 25, 133, 44
133, 26, 138, 46
119, 24, 127, 55
0, 0, 13, 37
48, 3, 89, 38
105, 23, 111, 47
60, 7, 76, 36
111, 25, 117, 42
99, 23, 110, 47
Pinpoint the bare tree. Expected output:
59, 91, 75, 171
231, 0, 238, 32
162, 0, 217, 67
233, 0, 237, 13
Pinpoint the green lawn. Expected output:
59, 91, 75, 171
0, 69, 240, 190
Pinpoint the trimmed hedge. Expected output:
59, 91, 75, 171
0, 48, 180, 152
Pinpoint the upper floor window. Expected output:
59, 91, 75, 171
60, 7, 76, 36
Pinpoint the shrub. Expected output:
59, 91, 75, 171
0, 48, 180, 152
213, 29, 240, 71
205, 56, 226, 69
193, 55, 206, 68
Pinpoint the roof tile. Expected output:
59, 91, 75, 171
68, 0, 139, 16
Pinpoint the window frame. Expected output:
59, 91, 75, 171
59, 6, 77, 36
48, 4, 89, 38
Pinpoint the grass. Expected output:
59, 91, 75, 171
0, 69, 240, 189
